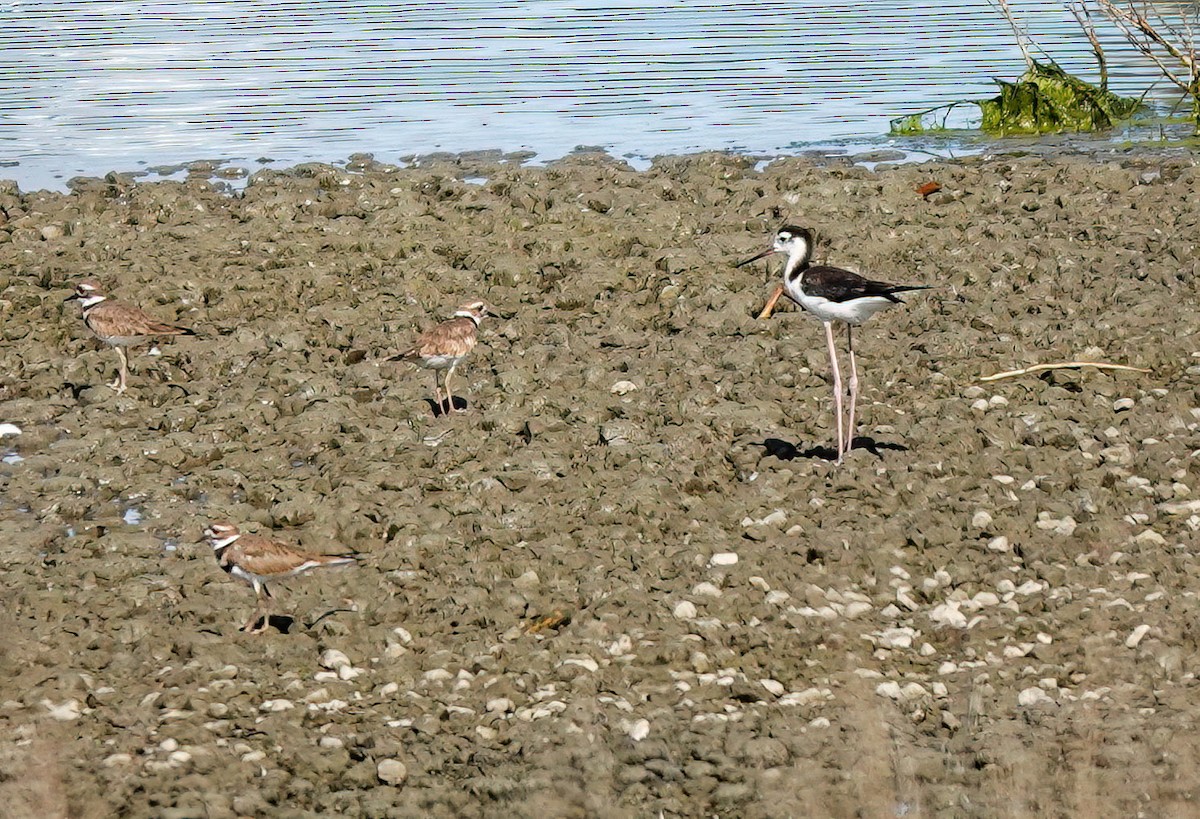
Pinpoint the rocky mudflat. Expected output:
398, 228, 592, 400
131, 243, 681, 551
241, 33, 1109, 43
1, 148, 1199, 817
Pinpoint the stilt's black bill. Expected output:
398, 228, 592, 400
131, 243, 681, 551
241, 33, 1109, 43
736, 247, 776, 268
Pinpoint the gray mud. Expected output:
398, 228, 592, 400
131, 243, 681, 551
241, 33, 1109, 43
1, 150, 1199, 817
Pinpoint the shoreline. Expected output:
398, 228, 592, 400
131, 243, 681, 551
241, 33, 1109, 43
4, 118, 1199, 195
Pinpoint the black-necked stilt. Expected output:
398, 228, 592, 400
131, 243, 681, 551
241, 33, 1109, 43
738, 225, 929, 464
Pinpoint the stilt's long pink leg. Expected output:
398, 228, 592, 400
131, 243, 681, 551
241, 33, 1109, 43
824, 321, 844, 464
845, 324, 858, 455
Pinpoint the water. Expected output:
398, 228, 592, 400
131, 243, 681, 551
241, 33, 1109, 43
0, 0, 1186, 190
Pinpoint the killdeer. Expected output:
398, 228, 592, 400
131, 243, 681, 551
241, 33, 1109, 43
64, 278, 195, 393
392, 299, 492, 414
203, 522, 356, 634
739, 225, 929, 464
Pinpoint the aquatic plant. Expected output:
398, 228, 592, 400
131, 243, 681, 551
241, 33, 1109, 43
979, 59, 1142, 134
890, 0, 1144, 136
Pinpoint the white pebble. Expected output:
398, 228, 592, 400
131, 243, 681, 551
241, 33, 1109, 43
0, 423, 20, 436
843, 601, 872, 619
337, 665, 363, 681
319, 736, 345, 749
168, 751, 192, 765
102, 753, 132, 767
610, 380, 638, 395
1126, 624, 1151, 648
1113, 398, 1136, 411
486, 697, 514, 714
560, 657, 599, 673
624, 718, 651, 742
159, 738, 179, 753
320, 649, 351, 670
971, 510, 994, 529
42, 699, 82, 721
1160, 499, 1200, 515
709, 552, 738, 567
929, 602, 968, 628
378, 682, 400, 697
986, 536, 1011, 553
692, 582, 723, 597
1018, 687, 1055, 707
673, 600, 697, 619
759, 678, 785, 697
392, 626, 414, 644
875, 681, 903, 700
259, 699, 294, 712
377, 758, 408, 786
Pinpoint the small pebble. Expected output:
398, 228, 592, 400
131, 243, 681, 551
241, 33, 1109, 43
1126, 624, 1151, 648
320, 649, 351, 670
377, 758, 408, 786
624, 718, 651, 742
709, 552, 738, 567
673, 600, 697, 619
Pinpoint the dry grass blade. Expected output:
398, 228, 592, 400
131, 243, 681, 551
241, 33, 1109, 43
979, 361, 1151, 382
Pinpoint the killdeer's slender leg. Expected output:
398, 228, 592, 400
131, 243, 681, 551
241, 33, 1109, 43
445, 364, 459, 413
432, 371, 445, 414
111, 348, 130, 393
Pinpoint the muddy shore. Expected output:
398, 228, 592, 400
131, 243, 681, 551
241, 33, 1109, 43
1, 148, 1199, 817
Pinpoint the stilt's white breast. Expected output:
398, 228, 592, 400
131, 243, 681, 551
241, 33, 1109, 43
790, 289, 897, 325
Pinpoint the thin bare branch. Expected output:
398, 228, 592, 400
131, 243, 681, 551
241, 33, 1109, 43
979, 361, 1151, 382
1094, 0, 1198, 94
991, 0, 1036, 68
1069, 2, 1109, 90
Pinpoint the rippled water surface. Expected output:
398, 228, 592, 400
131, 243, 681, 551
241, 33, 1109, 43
0, 0, 1184, 189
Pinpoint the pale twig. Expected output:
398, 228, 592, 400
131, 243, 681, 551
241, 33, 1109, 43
1068, 1, 1108, 90
990, 0, 1036, 68
980, 361, 1151, 382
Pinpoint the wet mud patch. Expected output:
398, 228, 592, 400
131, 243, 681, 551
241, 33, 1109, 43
1, 150, 1200, 816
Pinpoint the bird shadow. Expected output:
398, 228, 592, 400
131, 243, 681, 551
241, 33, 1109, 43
242, 614, 294, 635
760, 436, 908, 463
423, 397, 469, 418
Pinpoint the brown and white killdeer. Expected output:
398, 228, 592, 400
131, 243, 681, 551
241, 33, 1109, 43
203, 522, 357, 634
64, 278, 196, 393
392, 299, 492, 414
740, 226, 929, 464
